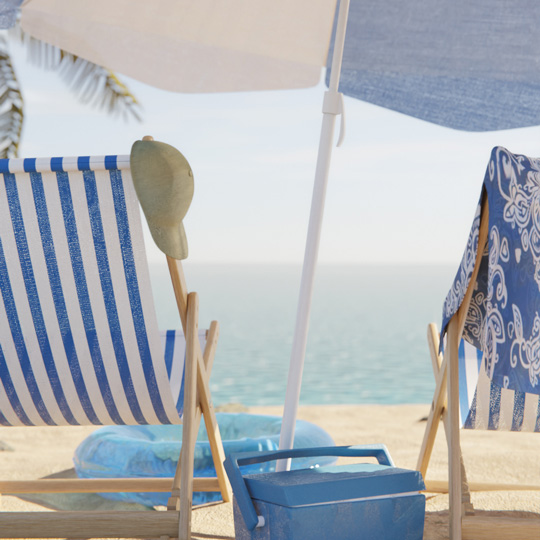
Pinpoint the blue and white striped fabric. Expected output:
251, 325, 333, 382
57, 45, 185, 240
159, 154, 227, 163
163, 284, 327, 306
458, 339, 540, 432
0, 155, 199, 426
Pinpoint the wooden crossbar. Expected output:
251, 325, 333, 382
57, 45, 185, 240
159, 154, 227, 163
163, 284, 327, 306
424, 479, 540, 494
462, 515, 540, 540
0, 511, 179, 539
0, 477, 221, 494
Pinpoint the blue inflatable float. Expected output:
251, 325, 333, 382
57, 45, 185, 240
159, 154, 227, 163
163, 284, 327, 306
74, 413, 335, 507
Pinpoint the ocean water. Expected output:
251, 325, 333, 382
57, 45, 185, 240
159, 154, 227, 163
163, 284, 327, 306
149, 264, 457, 407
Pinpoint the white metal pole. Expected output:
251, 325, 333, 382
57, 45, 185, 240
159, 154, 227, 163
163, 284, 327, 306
277, 0, 351, 471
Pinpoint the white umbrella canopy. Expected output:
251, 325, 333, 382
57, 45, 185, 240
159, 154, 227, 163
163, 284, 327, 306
20, 0, 337, 93
16, 0, 540, 469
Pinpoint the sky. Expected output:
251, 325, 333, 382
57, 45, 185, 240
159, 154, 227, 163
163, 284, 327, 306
9, 39, 540, 267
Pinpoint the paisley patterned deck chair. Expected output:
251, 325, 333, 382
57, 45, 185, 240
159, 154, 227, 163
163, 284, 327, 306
0, 137, 231, 540
417, 147, 540, 540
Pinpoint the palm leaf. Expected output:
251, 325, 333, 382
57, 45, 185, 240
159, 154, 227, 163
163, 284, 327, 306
0, 35, 23, 158
19, 31, 142, 121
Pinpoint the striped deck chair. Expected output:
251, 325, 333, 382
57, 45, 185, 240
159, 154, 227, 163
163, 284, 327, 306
417, 147, 540, 540
0, 138, 231, 540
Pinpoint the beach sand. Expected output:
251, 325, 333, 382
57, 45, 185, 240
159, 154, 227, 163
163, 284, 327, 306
0, 404, 538, 539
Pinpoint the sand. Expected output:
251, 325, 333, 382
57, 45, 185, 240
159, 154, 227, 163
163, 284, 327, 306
0, 404, 538, 539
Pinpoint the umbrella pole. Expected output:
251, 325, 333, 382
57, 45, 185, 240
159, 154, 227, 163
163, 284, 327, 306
277, 0, 350, 471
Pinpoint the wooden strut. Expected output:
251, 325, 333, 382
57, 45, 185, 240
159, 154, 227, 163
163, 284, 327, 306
166, 256, 232, 504
461, 515, 540, 540
0, 511, 180, 539
0, 477, 221, 494
167, 320, 220, 511
448, 199, 489, 540
448, 200, 490, 540
166, 256, 232, 540
424, 479, 540, 494
416, 199, 488, 539
417, 323, 474, 515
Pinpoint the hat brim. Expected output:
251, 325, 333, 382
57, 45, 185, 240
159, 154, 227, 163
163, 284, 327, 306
149, 221, 189, 261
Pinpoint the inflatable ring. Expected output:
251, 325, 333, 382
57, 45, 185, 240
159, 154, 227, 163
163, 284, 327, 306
73, 412, 335, 507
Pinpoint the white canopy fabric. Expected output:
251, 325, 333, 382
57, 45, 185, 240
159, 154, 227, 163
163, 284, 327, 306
21, 0, 337, 92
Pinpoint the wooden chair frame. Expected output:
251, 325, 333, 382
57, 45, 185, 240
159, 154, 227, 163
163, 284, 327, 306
417, 199, 540, 540
0, 256, 232, 540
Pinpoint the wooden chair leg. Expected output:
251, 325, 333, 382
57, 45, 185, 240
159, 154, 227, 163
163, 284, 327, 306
449, 197, 489, 537
423, 199, 489, 540
197, 354, 231, 501
447, 317, 463, 540
178, 292, 200, 540
416, 346, 448, 477
419, 323, 474, 514
167, 320, 221, 511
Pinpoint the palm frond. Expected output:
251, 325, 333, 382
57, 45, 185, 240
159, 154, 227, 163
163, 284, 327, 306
0, 35, 23, 158
18, 31, 142, 121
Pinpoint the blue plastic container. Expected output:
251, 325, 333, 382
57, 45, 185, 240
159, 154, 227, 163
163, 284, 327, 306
225, 445, 425, 540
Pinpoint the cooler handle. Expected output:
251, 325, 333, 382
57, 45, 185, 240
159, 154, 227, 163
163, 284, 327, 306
224, 444, 395, 531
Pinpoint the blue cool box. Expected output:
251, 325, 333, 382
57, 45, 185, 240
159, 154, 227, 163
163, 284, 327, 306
224, 445, 425, 540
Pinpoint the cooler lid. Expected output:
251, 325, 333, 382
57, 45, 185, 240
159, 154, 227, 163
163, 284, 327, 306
243, 463, 425, 508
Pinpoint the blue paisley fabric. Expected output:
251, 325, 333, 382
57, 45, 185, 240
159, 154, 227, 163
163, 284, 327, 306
442, 146, 540, 396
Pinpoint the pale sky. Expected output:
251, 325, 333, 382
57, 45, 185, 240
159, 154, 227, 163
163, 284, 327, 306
10, 40, 540, 267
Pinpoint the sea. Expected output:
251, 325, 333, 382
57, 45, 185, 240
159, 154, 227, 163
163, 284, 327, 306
149, 264, 457, 407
